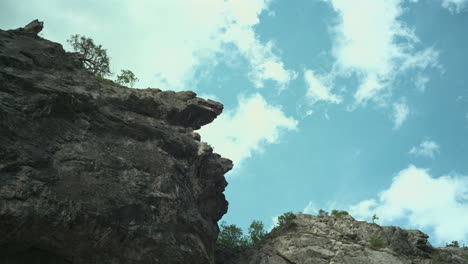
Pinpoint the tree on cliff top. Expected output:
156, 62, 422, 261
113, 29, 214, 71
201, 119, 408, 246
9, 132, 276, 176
248, 220, 267, 245
67, 34, 111, 77
277, 211, 296, 227
116, 69, 139, 88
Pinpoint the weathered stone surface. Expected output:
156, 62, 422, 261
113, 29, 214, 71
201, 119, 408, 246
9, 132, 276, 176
15, 19, 44, 35
216, 214, 468, 264
0, 21, 232, 263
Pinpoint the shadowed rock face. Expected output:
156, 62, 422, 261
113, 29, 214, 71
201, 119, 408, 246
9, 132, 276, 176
216, 214, 468, 264
0, 21, 232, 264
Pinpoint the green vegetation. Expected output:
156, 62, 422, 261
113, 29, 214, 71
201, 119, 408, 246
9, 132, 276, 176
369, 236, 385, 249
217, 220, 267, 248
372, 214, 379, 223
277, 211, 296, 227
68, 34, 139, 87
217, 212, 299, 248
318, 209, 329, 217
116, 69, 139, 87
331, 210, 349, 217
217, 221, 249, 248
248, 220, 267, 245
96, 75, 115, 86
446, 240, 459, 247
67, 34, 111, 77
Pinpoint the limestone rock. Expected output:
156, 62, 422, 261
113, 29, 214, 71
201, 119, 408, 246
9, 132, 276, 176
0, 21, 232, 263
216, 214, 468, 264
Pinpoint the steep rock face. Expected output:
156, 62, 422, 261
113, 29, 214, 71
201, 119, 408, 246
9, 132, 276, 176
216, 214, 468, 264
0, 21, 232, 263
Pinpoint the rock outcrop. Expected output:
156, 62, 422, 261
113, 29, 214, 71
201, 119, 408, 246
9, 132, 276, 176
216, 214, 468, 264
0, 21, 232, 263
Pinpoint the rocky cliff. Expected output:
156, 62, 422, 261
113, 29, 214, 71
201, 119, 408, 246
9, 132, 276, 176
216, 214, 468, 264
2, 20, 467, 264
0, 21, 232, 263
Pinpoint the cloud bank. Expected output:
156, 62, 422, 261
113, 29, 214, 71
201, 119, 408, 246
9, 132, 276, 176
350, 165, 468, 245
127, 0, 297, 90
325, 0, 439, 104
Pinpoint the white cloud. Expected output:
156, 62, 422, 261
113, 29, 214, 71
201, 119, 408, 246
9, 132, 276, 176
269, 215, 279, 231
126, 0, 297, 90
199, 93, 298, 167
349, 165, 468, 245
6, 0, 295, 91
409, 140, 440, 159
441, 0, 468, 13
304, 70, 342, 104
325, 0, 439, 104
223, 29, 298, 90
414, 74, 430, 92
392, 101, 410, 129
303, 201, 318, 215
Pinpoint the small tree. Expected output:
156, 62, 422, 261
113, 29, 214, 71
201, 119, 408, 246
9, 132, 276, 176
318, 209, 329, 217
277, 212, 296, 227
217, 221, 249, 248
248, 220, 266, 245
372, 214, 379, 223
331, 210, 349, 217
67, 34, 111, 77
116, 69, 139, 87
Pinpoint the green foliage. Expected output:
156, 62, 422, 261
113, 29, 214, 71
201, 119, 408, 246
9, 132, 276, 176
318, 209, 329, 217
372, 214, 379, 223
277, 211, 296, 227
95, 75, 115, 86
369, 236, 385, 250
331, 210, 349, 217
67, 34, 111, 77
248, 220, 266, 245
217, 221, 249, 248
116, 69, 139, 87
446, 241, 459, 247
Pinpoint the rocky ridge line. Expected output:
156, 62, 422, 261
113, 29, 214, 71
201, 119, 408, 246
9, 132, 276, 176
216, 214, 468, 264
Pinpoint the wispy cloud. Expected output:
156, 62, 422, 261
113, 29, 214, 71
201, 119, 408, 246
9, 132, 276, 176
199, 93, 298, 168
304, 69, 342, 104
409, 140, 440, 159
392, 100, 410, 129
349, 165, 468, 245
441, 0, 468, 13
325, 0, 439, 104
302, 201, 318, 215
414, 74, 430, 92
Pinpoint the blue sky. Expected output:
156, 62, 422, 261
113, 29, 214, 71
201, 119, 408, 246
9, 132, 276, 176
1, 0, 468, 246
